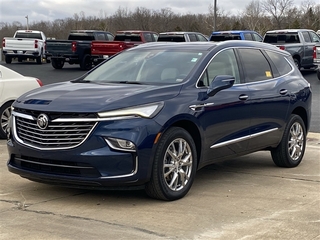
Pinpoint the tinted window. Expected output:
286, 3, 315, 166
158, 35, 185, 42
210, 33, 241, 41
15, 32, 42, 39
96, 33, 106, 40
244, 33, 253, 40
265, 51, 292, 76
301, 32, 311, 42
238, 49, 273, 83
188, 34, 197, 42
264, 33, 300, 43
200, 49, 240, 87
114, 34, 142, 41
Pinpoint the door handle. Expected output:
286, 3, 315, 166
239, 94, 248, 101
280, 89, 288, 95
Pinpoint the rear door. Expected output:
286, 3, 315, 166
236, 48, 291, 150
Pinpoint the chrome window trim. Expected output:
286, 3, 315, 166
210, 128, 278, 149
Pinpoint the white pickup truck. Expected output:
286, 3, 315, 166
2, 30, 47, 64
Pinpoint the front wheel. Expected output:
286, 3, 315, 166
0, 101, 13, 139
271, 114, 306, 168
145, 127, 197, 200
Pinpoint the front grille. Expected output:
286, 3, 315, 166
14, 111, 97, 149
11, 155, 101, 178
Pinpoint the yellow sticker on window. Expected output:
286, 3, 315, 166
265, 71, 272, 77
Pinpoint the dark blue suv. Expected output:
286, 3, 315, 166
7, 41, 312, 200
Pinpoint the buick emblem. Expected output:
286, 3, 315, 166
37, 114, 49, 129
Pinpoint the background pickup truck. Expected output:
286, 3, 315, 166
2, 30, 46, 64
263, 29, 320, 70
157, 31, 208, 42
91, 30, 158, 65
209, 30, 263, 42
46, 30, 114, 70
315, 45, 320, 80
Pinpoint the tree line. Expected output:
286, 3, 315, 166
0, 0, 319, 41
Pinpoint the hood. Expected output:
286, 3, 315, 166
14, 81, 181, 112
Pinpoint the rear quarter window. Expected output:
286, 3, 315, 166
265, 51, 292, 76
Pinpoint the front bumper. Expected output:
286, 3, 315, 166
7, 117, 161, 189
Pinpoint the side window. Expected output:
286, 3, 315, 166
106, 33, 114, 41
265, 50, 292, 76
188, 34, 197, 42
197, 34, 208, 41
144, 33, 153, 42
199, 49, 240, 87
309, 31, 320, 43
244, 33, 253, 40
96, 33, 105, 40
238, 48, 273, 83
302, 32, 311, 42
252, 33, 262, 42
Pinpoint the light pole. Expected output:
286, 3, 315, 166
213, 0, 217, 31
25, 15, 29, 30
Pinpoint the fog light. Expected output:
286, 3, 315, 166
105, 137, 136, 152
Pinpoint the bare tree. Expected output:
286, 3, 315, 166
261, 0, 293, 29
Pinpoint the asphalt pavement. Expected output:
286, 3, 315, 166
0, 132, 319, 240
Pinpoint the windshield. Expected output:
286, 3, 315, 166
84, 49, 205, 84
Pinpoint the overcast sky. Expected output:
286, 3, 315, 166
0, 0, 305, 25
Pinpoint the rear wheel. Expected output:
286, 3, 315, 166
36, 51, 43, 64
80, 54, 92, 70
317, 69, 320, 80
293, 58, 301, 70
5, 56, 12, 64
52, 59, 64, 69
271, 114, 306, 168
145, 127, 197, 200
0, 101, 13, 139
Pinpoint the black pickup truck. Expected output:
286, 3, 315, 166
46, 30, 114, 70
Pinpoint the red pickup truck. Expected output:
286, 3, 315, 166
91, 30, 158, 65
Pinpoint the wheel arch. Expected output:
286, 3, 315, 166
291, 106, 309, 132
170, 119, 202, 168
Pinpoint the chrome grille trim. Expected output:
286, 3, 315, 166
12, 111, 98, 150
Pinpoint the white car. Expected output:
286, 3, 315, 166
0, 65, 43, 138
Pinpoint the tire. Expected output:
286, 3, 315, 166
293, 58, 301, 70
5, 56, 12, 64
317, 69, 320, 81
80, 54, 92, 70
271, 114, 306, 168
145, 127, 197, 200
51, 59, 64, 69
0, 101, 13, 139
36, 51, 43, 64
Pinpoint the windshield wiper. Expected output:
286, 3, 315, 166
117, 81, 142, 84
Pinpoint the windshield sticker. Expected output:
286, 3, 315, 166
191, 58, 198, 62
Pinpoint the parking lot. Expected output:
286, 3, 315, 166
1, 61, 320, 239
1, 133, 319, 239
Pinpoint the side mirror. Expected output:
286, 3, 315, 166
207, 75, 235, 97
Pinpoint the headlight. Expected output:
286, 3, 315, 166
98, 102, 164, 119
